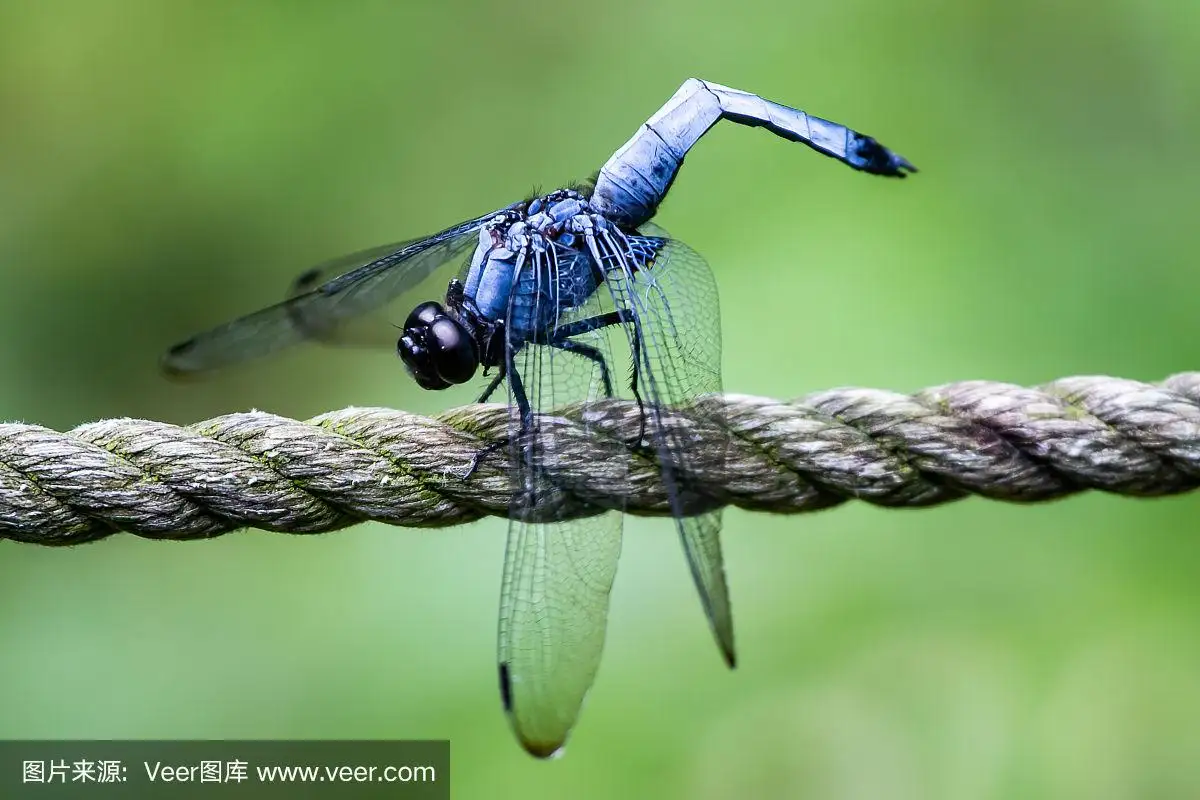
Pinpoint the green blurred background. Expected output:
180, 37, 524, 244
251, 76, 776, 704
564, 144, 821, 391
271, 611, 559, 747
2, 1, 1199, 797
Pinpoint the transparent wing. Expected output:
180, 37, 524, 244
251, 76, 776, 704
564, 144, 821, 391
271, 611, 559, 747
498, 514, 622, 758
278, 239, 435, 350
497, 244, 627, 758
161, 208, 508, 374
602, 223, 735, 667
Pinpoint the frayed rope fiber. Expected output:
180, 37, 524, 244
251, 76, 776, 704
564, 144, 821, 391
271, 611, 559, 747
3, 372, 1199, 546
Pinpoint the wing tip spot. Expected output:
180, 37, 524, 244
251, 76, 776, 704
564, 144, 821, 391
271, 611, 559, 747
498, 661, 513, 712
290, 267, 324, 295
159, 340, 202, 380
499, 661, 567, 759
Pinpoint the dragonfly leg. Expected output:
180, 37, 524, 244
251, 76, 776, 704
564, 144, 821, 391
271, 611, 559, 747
505, 346, 534, 430
549, 309, 633, 339
499, 347, 545, 506
626, 316, 648, 446
547, 308, 638, 399
463, 346, 532, 481
549, 338, 615, 397
461, 359, 508, 479
477, 363, 507, 404
463, 442, 502, 480
551, 308, 648, 445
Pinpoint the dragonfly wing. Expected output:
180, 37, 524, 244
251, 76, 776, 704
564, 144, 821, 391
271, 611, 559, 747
677, 509, 734, 665
498, 513, 622, 758
280, 239, 449, 350
496, 242, 631, 758
161, 208, 509, 374
604, 224, 736, 667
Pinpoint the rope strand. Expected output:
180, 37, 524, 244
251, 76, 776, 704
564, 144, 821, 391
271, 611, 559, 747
3, 372, 1198, 546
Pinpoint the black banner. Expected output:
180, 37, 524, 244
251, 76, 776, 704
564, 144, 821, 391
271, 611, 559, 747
0, 740, 449, 799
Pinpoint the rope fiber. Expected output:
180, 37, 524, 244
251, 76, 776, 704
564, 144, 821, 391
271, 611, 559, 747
2, 372, 1199, 546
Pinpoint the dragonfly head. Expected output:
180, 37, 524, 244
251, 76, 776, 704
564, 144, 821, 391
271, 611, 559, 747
397, 300, 479, 390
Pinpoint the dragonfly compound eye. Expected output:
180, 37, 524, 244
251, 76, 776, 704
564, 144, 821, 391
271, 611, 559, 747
404, 301, 445, 330
426, 317, 479, 385
397, 308, 479, 390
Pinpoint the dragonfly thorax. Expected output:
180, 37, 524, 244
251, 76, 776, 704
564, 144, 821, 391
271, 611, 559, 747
464, 190, 632, 329
480, 189, 604, 253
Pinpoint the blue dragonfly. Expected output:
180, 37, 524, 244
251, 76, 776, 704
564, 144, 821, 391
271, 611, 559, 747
163, 78, 914, 757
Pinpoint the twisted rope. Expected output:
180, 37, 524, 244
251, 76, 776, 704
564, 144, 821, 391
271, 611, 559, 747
3, 372, 1199, 546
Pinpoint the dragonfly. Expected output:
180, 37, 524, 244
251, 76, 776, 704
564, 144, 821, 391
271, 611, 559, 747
162, 78, 915, 758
